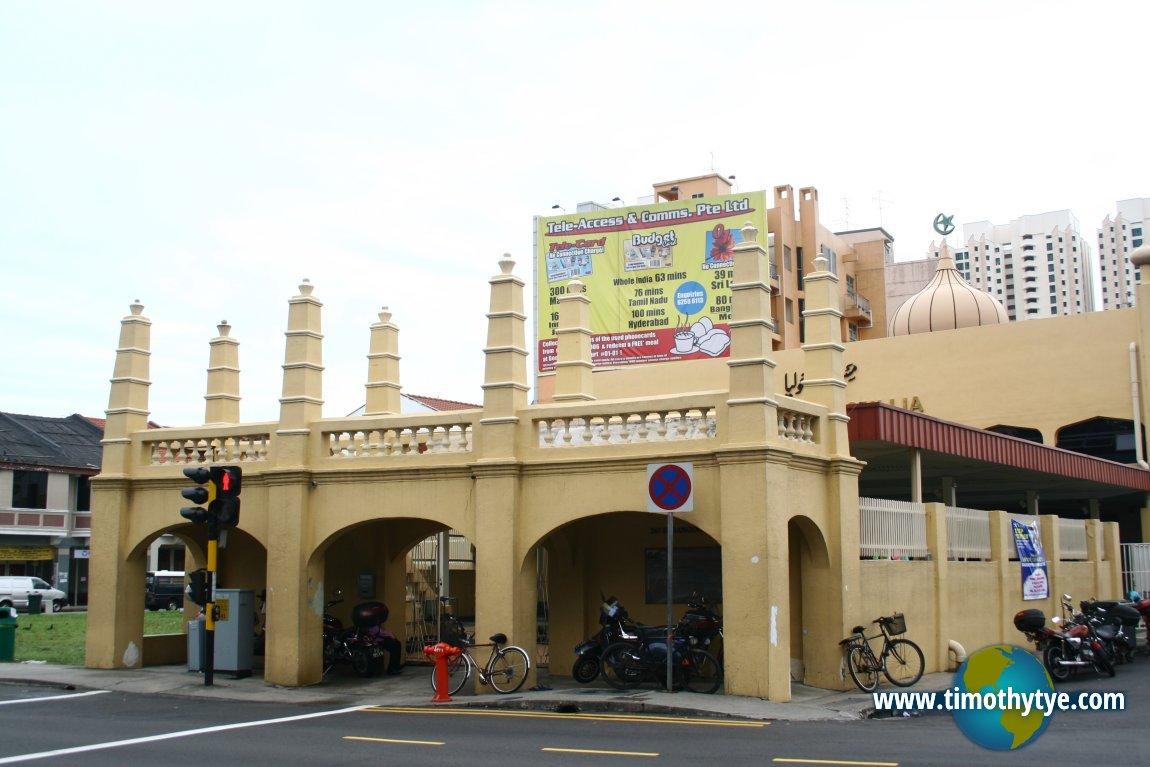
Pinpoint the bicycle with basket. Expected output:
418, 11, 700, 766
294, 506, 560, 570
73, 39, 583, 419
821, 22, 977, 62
839, 612, 925, 692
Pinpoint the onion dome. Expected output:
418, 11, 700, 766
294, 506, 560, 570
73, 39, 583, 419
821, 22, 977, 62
889, 241, 1008, 336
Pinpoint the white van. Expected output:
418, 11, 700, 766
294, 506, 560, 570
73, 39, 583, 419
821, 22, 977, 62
0, 576, 68, 613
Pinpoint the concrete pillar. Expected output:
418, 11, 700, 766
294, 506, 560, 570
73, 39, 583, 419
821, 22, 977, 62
101, 300, 152, 473
480, 255, 529, 460
364, 307, 402, 415
472, 465, 537, 690
726, 222, 779, 444
264, 281, 326, 686
204, 320, 240, 424
925, 503, 949, 671
910, 449, 923, 503
1039, 514, 1062, 613
1026, 491, 1040, 516
989, 511, 1013, 645
1102, 521, 1122, 597
472, 255, 534, 687
718, 453, 798, 700
798, 255, 849, 455
86, 301, 152, 670
553, 279, 594, 402
942, 477, 958, 508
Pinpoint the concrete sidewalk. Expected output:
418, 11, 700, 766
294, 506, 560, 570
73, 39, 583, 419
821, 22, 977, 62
0, 661, 956, 722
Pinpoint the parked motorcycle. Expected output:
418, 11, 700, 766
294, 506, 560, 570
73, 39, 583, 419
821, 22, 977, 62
1126, 591, 1150, 653
1079, 597, 1139, 664
323, 598, 400, 678
676, 593, 723, 665
572, 595, 638, 683
1037, 595, 1115, 681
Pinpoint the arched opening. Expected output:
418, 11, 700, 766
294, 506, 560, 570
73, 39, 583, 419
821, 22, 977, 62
1057, 416, 1145, 463
126, 525, 268, 668
788, 515, 831, 685
986, 424, 1043, 443
309, 518, 476, 677
531, 511, 721, 680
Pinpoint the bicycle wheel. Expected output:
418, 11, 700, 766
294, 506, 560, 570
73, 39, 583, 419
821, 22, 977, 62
683, 649, 723, 694
430, 651, 471, 695
882, 639, 925, 687
846, 645, 879, 692
601, 641, 644, 690
488, 645, 531, 694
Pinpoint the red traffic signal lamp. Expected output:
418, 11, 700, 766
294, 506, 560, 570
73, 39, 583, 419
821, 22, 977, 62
209, 465, 242, 529
180, 467, 215, 525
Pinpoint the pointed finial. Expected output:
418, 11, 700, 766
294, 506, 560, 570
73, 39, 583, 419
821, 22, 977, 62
299, 279, 313, 296
567, 279, 584, 294
217, 320, 231, 337
130, 300, 144, 316
378, 306, 392, 324
498, 254, 515, 274
813, 255, 828, 273
740, 222, 758, 243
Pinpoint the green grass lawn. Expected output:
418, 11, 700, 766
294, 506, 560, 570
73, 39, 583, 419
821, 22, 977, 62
9, 611, 186, 665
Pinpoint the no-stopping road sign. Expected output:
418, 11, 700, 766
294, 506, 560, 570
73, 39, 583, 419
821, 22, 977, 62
647, 462, 694, 513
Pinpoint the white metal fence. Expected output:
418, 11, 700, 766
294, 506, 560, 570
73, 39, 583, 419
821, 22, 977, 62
859, 497, 928, 560
1057, 518, 1088, 561
945, 506, 992, 560
1123, 543, 1150, 597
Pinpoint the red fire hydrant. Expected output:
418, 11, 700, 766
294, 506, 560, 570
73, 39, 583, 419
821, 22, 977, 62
424, 641, 462, 702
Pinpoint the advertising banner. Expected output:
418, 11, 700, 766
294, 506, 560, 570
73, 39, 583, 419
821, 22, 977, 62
1011, 519, 1049, 601
535, 191, 769, 373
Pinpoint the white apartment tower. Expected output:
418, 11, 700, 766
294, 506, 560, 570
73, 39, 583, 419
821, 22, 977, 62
1097, 198, 1149, 309
925, 210, 1095, 322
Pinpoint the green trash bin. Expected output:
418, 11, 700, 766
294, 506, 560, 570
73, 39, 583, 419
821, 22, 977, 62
27, 593, 43, 614
0, 606, 17, 662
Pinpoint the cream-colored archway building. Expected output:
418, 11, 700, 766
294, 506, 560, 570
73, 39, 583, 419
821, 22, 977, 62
85, 226, 1150, 701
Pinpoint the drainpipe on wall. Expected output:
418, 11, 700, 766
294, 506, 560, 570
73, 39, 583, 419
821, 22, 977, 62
1130, 343, 1149, 469
948, 639, 968, 671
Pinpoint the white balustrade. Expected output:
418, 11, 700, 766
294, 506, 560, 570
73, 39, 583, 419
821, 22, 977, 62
778, 409, 817, 444
325, 423, 473, 458
147, 434, 271, 465
535, 408, 716, 448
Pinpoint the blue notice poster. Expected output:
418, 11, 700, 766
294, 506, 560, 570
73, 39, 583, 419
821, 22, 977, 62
1011, 519, 1049, 601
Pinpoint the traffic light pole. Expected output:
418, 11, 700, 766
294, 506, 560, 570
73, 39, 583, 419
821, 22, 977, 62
204, 529, 218, 687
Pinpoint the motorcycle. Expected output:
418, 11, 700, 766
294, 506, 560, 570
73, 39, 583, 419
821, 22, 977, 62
676, 593, 723, 665
1043, 595, 1115, 681
600, 627, 693, 691
572, 595, 638, 684
323, 598, 400, 678
1079, 597, 1139, 665
1126, 591, 1150, 654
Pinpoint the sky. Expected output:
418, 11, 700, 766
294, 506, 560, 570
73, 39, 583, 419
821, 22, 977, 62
2, 1, 1147, 427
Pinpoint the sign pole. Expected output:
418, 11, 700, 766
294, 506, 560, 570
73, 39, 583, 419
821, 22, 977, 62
646, 461, 694, 694
666, 511, 674, 693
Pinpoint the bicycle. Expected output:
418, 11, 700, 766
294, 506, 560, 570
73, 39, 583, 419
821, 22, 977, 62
429, 632, 532, 695
839, 613, 924, 692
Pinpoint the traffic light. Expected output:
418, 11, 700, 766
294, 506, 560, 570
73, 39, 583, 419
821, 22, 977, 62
185, 568, 210, 606
209, 465, 242, 528
180, 467, 215, 525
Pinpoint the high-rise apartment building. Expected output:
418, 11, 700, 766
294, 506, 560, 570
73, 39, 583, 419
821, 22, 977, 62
891, 210, 1095, 323
1097, 198, 1149, 310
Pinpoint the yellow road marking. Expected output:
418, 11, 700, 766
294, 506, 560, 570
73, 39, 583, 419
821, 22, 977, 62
543, 747, 659, 757
365, 706, 766, 727
344, 736, 444, 746
773, 759, 898, 766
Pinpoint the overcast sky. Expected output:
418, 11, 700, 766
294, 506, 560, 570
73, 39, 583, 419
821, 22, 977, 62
2, 1, 1147, 426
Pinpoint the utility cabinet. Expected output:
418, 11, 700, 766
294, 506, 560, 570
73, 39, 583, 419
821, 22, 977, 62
212, 588, 254, 678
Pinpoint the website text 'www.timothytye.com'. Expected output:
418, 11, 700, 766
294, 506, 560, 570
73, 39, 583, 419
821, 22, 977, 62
873, 687, 1126, 717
